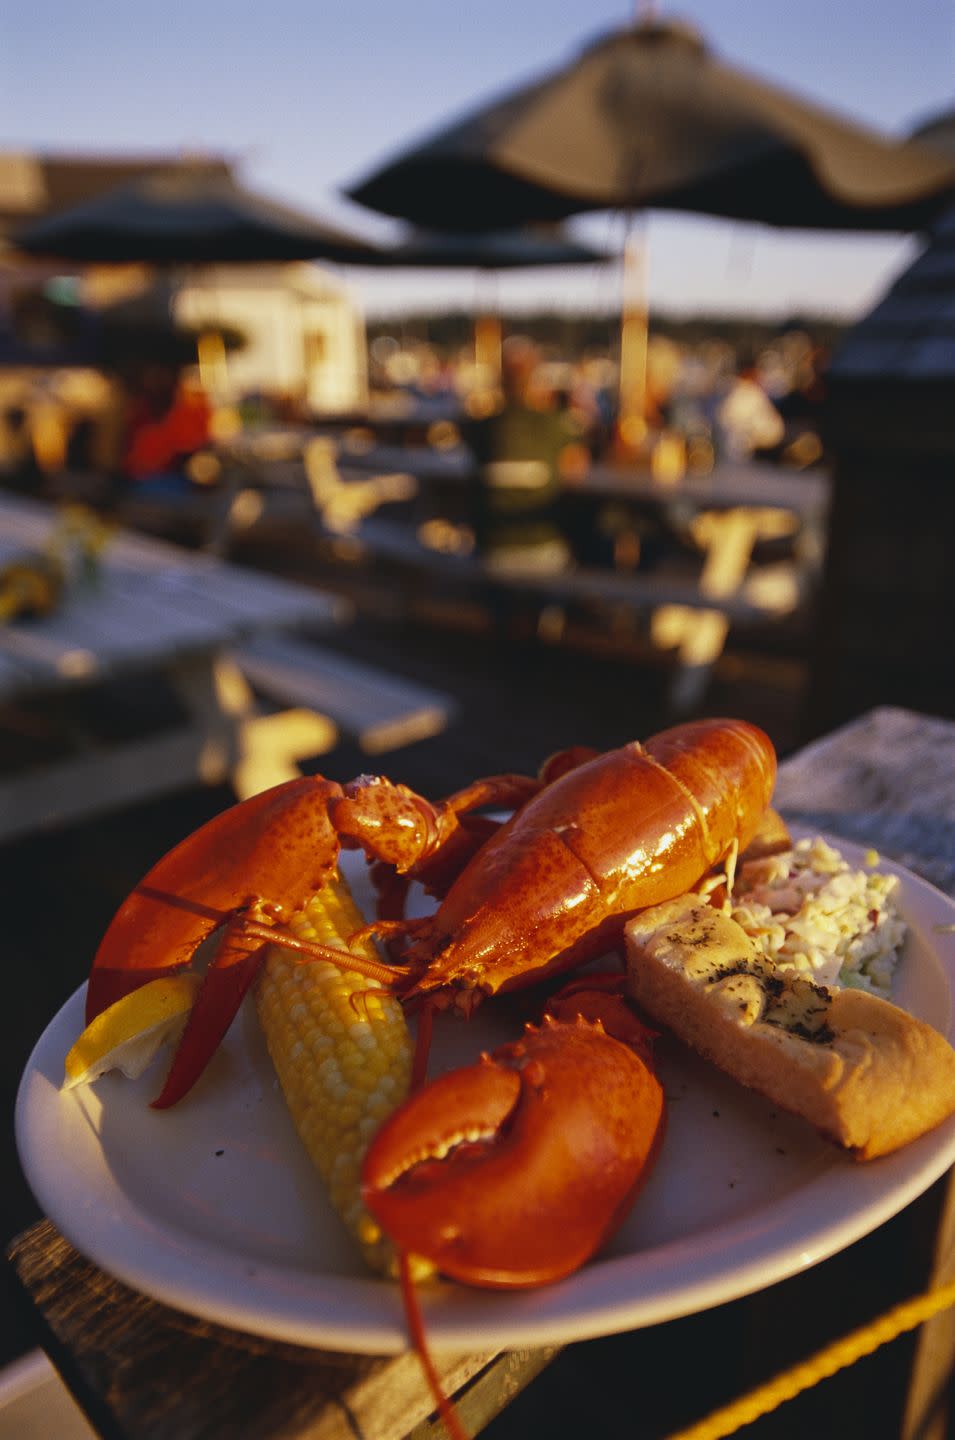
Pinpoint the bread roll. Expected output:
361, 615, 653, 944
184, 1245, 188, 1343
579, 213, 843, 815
625, 896, 955, 1160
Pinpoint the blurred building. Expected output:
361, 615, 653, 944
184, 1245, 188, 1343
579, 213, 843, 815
807, 207, 955, 733
0, 149, 232, 247
174, 263, 367, 416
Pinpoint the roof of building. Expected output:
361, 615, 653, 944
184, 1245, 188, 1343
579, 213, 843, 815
0, 151, 232, 234
830, 204, 955, 382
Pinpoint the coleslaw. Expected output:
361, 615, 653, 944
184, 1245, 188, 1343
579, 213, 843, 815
730, 836, 907, 995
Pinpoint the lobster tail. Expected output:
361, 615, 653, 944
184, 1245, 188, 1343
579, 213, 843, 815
405, 719, 776, 1002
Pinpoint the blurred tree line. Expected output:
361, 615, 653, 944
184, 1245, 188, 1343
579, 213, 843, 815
366, 309, 847, 356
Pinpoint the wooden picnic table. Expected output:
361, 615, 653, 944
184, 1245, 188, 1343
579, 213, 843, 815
333, 440, 828, 518
102, 444, 817, 719
5, 705, 955, 1439
184, 429, 826, 529
0, 493, 354, 838
112, 437, 826, 703
321, 444, 829, 711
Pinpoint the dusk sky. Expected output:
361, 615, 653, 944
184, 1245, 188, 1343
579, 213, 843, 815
3, 1, 954, 319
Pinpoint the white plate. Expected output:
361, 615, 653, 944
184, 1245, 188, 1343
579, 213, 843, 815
16, 832, 955, 1354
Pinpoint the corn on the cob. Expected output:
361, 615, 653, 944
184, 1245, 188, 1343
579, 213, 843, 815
254, 870, 427, 1277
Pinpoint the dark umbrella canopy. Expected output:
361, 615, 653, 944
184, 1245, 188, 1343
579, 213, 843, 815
349, 19, 955, 233
12, 165, 382, 265
355, 225, 610, 381
366, 225, 611, 269
909, 107, 955, 161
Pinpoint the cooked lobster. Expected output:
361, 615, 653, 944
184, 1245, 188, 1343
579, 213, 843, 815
83, 717, 775, 1289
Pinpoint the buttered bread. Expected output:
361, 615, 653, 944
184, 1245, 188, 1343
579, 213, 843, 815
625, 896, 955, 1160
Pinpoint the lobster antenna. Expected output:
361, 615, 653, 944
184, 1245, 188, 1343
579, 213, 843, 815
398, 1252, 470, 1440
237, 919, 409, 986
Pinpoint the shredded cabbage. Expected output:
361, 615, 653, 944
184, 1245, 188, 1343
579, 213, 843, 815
730, 837, 906, 995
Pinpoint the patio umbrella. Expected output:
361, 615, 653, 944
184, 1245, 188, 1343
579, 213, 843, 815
360, 224, 613, 375
348, 18, 955, 441
368, 225, 609, 269
12, 164, 381, 265
908, 108, 955, 162
348, 19, 955, 233
11, 165, 383, 414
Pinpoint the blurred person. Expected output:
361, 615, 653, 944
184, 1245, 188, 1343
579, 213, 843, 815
0, 403, 38, 493
462, 336, 587, 577
58, 371, 129, 504
773, 340, 830, 468
714, 362, 785, 462
27, 374, 71, 476
664, 354, 712, 447
588, 374, 618, 460
645, 335, 683, 428
122, 363, 212, 493
563, 358, 613, 457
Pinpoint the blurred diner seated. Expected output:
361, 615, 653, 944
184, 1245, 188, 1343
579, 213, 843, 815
714, 361, 786, 463
121, 363, 212, 494
0, 402, 35, 492
461, 336, 588, 577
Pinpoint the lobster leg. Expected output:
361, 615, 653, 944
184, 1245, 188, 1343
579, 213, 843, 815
340, 771, 543, 916
340, 771, 544, 941
538, 745, 600, 784
361, 992, 664, 1289
331, 772, 540, 878
443, 773, 543, 817
368, 816, 503, 928
152, 912, 409, 1108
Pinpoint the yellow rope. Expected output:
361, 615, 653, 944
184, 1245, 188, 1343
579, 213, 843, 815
666, 1275, 955, 1440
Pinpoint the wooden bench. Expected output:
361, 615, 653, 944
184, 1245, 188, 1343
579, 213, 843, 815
232, 633, 457, 756
347, 519, 809, 710
352, 519, 799, 618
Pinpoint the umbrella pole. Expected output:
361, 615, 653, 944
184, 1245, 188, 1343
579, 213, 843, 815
474, 313, 503, 379
174, 266, 230, 402
473, 271, 502, 388
616, 217, 649, 459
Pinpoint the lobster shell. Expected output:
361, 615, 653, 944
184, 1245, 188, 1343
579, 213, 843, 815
402, 718, 776, 1001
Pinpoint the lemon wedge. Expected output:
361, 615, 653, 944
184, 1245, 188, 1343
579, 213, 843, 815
63, 974, 201, 1091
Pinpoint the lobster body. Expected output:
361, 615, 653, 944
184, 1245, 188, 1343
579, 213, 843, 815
402, 719, 776, 1003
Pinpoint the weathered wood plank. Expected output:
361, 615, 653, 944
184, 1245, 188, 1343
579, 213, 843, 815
234, 634, 456, 754
6, 1221, 552, 1440
0, 727, 233, 843
0, 492, 344, 707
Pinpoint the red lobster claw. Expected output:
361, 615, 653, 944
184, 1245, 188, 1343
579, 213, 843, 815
85, 777, 348, 1107
87, 777, 346, 1022
150, 915, 263, 1109
361, 998, 665, 1288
